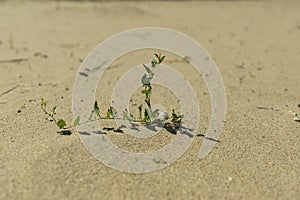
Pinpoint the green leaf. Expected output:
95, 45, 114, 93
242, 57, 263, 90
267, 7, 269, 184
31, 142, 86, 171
146, 109, 150, 115
143, 108, 158, 123
154, 53, 165, 64
51, 106, 57, 115
170, 109, 184, 126
154, 53, 161, 61
160, 55, 165, 63
172, 109, 177, 118
94, 101, 100, 117
138, 104, 142, 120
141, 73, 152, 86
145, 98, 151, 108
41, 98, 47, 109
151, 59, 157, 68
144, 108, 150, 123
148, 109, 158, 122
123, 109, 134, 121
143, 64, 152, 74
142, 63, 154, 86
57, 119, 66, 129
74, 116, 80, 126
106, 107, 117, 119
106, 109, 111, 119
111, 107, 117, 118
106, 106, 117, 119
141, 88, 151, 95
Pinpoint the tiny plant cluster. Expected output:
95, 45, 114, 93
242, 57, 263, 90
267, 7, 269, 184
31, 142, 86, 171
41, 53, 184, 134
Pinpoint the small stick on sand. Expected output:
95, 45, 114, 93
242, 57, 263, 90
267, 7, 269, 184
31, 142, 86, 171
0, 57, 28, 64
0, 85, 19, 97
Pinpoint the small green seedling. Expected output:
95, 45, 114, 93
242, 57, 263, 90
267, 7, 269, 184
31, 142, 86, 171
41, 98, 67, 130
170, 109, 184, 128
41, 53, 184, 134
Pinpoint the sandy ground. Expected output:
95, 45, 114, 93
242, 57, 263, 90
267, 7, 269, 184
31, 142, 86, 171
0, 0, 299, 199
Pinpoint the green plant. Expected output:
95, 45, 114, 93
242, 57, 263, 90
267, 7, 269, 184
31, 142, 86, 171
41, 99, 67, 129
41, 53, 184, 134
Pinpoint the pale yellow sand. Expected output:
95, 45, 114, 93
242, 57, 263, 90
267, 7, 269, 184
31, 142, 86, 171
0, 0, 299, 199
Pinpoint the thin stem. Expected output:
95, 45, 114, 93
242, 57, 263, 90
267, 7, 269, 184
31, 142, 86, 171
76, 116, 145, 126
41, 106, 58, 125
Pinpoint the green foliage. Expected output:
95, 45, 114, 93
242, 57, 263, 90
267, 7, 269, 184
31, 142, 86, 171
139, 53, 163, 122
170, 109, 184, 128
154, 53, 165, 64
40, 98, 67, 130
138, 104, 143, 121
123, 109, 135, 122
106, 106, 117, 119
74, 116, 80, 126
57, 119, 66, 129
94, 101, 101, 117
41, 53, 184, 134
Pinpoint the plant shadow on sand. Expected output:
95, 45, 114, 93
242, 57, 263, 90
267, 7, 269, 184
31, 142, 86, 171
76, 122, 213, 140
67, 123, 220, 143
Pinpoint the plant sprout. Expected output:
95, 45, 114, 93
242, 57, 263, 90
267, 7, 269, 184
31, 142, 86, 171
41, 53, 184, 134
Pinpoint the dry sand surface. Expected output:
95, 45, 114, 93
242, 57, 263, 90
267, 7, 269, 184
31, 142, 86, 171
0, 0, 299, 199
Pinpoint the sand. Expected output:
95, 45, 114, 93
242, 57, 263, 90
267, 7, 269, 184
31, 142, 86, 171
0, 0, 299, 199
